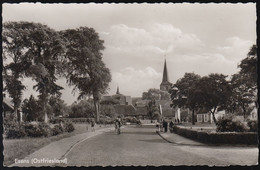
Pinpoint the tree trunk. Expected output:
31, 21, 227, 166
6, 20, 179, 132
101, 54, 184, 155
14, 108, 19, 122
93, 98, 100, 123
192, 109, 195, 125
242, 105, 247, 120
44, 104, 48, 123
211, 112, 217, 124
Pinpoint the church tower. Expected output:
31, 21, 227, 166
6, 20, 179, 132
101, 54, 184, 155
116, 86, 120, 94
160, 59, 172, 92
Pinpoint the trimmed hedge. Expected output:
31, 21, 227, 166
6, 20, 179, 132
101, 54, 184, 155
171, 125, 257, 145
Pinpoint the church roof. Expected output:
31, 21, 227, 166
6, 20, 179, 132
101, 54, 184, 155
162, 59, 170, 83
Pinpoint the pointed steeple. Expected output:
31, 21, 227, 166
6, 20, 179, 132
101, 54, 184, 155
116, 86, 120, 94
162, 59, 169, 83
160, 58, 171, 92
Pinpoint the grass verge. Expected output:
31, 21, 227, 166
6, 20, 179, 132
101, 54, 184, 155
3, 123, 112, 166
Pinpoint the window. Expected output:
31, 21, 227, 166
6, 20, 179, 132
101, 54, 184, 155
197, 114, 202, 122
204, 114, 208, 122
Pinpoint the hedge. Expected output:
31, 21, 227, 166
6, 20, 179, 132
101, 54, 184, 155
170, 126, 258, 145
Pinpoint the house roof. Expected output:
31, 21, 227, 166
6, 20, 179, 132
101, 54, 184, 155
3, 98, 14, 112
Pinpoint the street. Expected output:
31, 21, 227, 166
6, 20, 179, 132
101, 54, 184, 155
64, 125, 258, 166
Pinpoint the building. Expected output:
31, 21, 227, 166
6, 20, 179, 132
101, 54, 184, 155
160, 59, 172, 92
3, 98, 23, 122
196, 108, 225, 123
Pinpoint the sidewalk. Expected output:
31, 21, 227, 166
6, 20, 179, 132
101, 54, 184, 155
10, 126, 115, 167
157, 131, 205, 146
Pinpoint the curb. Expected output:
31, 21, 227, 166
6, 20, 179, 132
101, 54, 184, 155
9, 127, 114, 167
156, 131, 205, 146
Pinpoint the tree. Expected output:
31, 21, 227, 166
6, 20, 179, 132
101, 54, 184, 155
195, 74, 231, 123
146, 99, 159, 122
61, 27, 111, 123
49, 95, 68, 117
2, 22, 32, 121
20, 22, 65, 123
22, 95, 41, 121
142, 88, 170, 100
170, 73, 201, 125
69, 100, 95, 118
238, 45, 257, 86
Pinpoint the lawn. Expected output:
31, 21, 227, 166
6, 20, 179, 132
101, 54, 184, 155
3, 123, 112, 166
178, 122, 217, 132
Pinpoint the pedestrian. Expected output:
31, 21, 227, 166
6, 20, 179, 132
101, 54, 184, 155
165, 121, 168, 132
91, 120, 95, 132
162, 119, 166, 133
169, 120, 173, 130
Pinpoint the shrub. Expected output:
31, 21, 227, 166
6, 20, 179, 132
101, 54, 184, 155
247, 120, 258, 132
216, 116, 248, 132
5, 125, 26, 139
171, 125, 257, 145
64, 121, 75, 133
24, 122, 49, 137
51, 125, 64, 136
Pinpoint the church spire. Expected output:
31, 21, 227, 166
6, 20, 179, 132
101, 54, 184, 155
116, 86, 120, 94
162, 59, 169, 83
160, 58, 171, 92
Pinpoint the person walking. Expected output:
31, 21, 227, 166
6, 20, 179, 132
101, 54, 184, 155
169, 120, 174, 131
91, 120, 95, 132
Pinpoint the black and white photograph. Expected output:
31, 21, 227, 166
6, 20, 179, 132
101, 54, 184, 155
2, 2, 258, 167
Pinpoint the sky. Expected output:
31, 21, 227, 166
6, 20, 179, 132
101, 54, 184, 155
2, 3, 257, 105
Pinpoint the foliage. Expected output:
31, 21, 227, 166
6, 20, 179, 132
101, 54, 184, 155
100, 104, 116, 118
64, 121, 75, 133
51, 125, 64, 136
123, 117, 141, 124
194, 74, 231, 123
2, 22, 30, 120
238, 44, 257, 86
228, 73, 256, 118
146, 99, 159, 121
171, 125, 257, 145
69, 100, 95, 118
24, 122, 50, 137
142, 88, 170, 100
4, 121, 26, 139
170, 73, 201, 125
61, 27, 111, 122
49, 95, 68, 117
22, 22, 65, 123
216, 116, 248, 132
247, 120, 258, 132
22, 95, 42, 121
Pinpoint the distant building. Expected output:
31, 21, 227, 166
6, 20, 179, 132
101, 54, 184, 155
2, 98, 23, 122
160, 59, 172, 92
196, 107, 225, 123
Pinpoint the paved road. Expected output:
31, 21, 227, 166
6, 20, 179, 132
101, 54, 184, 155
63, 125, 257, 166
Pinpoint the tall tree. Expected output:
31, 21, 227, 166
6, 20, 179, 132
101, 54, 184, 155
229, 73, 256, 119
20, 21, 65, 123
195, 74, 231, 123
22, 95, 41, 121
238, 45, 257, 86
170, 73, 201, 125
146, 99, 159, 122
2, 22, 31, 121
61, 27, 111, 122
